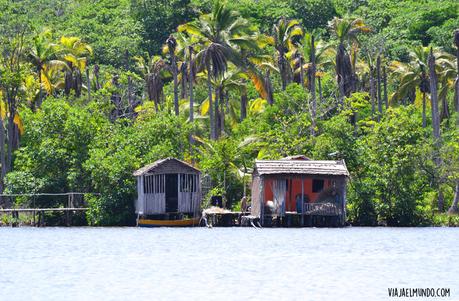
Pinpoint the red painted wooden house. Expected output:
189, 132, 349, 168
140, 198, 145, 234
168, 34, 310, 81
250, 156, 349, 226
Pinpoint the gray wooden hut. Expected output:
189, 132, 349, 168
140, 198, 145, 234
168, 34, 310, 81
133, 158, 201, 216
251, 159, 349, 226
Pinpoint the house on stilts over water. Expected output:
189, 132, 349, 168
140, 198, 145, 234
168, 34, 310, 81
251, 156, 349, 227
133, 158, 202, 227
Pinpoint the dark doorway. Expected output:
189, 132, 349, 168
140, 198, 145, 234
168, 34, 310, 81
165, 174, 178, 212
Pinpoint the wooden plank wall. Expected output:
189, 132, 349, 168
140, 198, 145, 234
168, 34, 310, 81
178, 173, 201, 213
250, 176, 261, 216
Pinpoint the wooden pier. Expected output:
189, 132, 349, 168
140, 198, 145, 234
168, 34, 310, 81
202, 211, 344, 227
0, 192, 94, 227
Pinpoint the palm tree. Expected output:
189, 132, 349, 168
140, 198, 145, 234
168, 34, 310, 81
28, 30, 66, 107
164, 35, 180, 116
58, 36, 93, 97
272, 18, 303, 90
448, 30, 459, 214
290, 33, 334, 89
328, 17, 370, 101
391, 46, 452, 127
135, 54, 170, 112
289, 33, 334, 134
455, 30, 459, 116
200, 67, 248, 136
428, 48, 445, 212
179, 0, 256, 140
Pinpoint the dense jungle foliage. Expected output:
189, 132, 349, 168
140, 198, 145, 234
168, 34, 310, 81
0, 0, 458, 226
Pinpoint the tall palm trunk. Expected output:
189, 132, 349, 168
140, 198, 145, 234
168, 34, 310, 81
37, 66, 43, 108
171, 54, 179, 116
440, 90, 449, 121
214, 85, 221, 139
207, 64, 215, 140
299, 56, 305, 89
383, 65, 388, 109
370, 65, 375, 117
240, 83, 247, 121
0, 118, 5, 203
422, 92, 427, 128
188, 47, 194, 160
219, 87, 225, 136
6, 107, 14, 175
189, 47, 194, 123
449, 180, 459, 214
310, 35, 317, 136
455, 30, 459, 117
181, 63, 188, 100
279, 50, 287, 90
86, 67, 91, 102
448, 30, 459, 214
318, 76, 323, 104
94, 65, 101, 91
376, 55, 382, 122
266, 70, 274, 105
428, 48, 444, 212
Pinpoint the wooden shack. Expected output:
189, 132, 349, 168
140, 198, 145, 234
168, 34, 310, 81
133, 158, 202, 220
251, 157, 349, 227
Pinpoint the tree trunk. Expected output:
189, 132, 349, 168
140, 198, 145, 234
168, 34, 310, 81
279, 50, 287, 90
37, 67, 43, 108
383, 65, 388, 109
219, 88, 225, 136
172, 54, 179, 116
188, 47, 194, 160
266, 69, 274, 105
299, 56, 305, 90
74, 69, 82, 97
214, 85, 220, 139
127, 75, 134, 112
0, 118, 5, 203
207, 65, 215, 140
448, 32, 459, 214
370, 65, 375, 117
189, 48, 194, 123
318, 76, 323, 104
448, 180, 459, 214
181, 63, 187, 100
456, 45, 459, 117
64, 68, 73, 96
94, 65, 101, 91
310, 35, 317, 136
428, 49, 444, 212
422, 92, 426, 128
240, 84, 247, 121
440, 91, 449, 121
86, 67, 91, 102
6, 112, 14, 174
376, 56, 382, 122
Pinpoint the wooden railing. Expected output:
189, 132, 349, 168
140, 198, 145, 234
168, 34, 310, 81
0, 192, 99, 226
303, 202, 342, 216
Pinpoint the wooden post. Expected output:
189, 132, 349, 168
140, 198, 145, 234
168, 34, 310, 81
66, 194, 71, 226
340, 178, 347, 226
260, 177, 265, 227
301, 178, 304, 227
32, 196, 36, 226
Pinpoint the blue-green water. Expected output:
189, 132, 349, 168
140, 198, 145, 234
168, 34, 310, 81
0, 227, 458, 301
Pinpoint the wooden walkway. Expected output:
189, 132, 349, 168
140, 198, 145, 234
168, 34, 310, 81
0, 208, 88, 213
0, 192, 95, 227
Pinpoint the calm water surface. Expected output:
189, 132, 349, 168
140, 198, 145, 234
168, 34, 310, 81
0, 227, 458, 301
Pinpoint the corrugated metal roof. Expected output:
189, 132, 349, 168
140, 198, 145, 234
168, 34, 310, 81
254, 159, 349, 176
133, 157, 200, 176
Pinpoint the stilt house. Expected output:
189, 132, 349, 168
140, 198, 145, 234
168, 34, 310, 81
133, 158, 201, 217
251, 157, 349, 226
